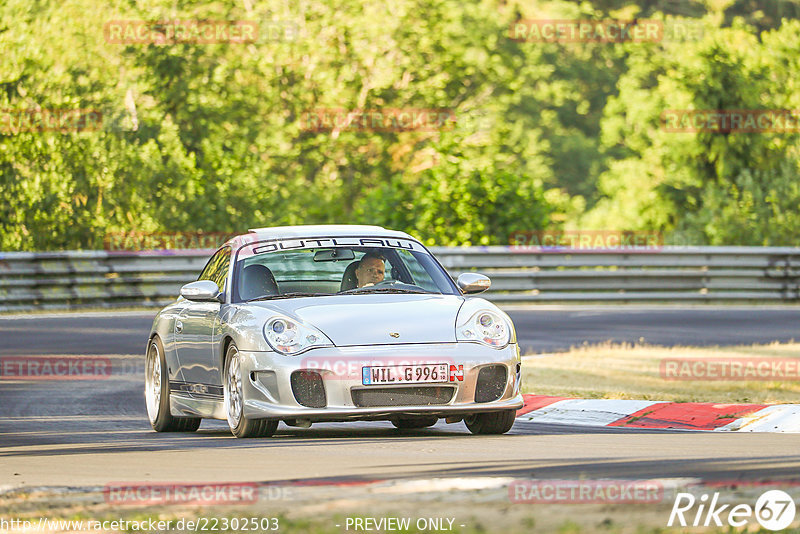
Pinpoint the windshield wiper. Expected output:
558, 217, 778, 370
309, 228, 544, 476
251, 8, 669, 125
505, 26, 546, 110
246, 292, 328, 302
339, 287, 427, 295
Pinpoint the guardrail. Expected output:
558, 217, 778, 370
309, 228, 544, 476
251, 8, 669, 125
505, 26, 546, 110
432, 246, 800, 303
1, 247, 799, 312
0, 250, 207, 312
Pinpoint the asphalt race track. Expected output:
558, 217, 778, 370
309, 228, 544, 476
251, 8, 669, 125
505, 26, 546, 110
2, 306, 799, 356
507, 306, 800, 353
1, 307, 799, 490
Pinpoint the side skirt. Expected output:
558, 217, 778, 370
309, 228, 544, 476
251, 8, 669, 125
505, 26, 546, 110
169, 381, 225, 419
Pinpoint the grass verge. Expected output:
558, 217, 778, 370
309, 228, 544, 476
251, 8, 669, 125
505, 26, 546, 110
521, 341, 800, 403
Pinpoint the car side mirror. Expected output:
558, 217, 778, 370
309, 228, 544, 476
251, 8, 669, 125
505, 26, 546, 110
456, 273, 491, 294
180, 280, 223, 302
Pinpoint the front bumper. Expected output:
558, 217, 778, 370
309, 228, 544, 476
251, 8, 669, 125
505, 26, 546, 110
238, 342, 523, 422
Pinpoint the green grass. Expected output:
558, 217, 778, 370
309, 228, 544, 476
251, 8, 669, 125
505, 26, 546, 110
522, 342, 800, 403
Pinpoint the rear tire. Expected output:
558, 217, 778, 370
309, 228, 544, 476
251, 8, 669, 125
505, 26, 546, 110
391, 416, 438, 429
224, 343, 278, 438
464, 410, 516, 435
145, 336, 201, 432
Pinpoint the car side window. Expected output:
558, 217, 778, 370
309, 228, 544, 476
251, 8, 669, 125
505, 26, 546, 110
198, 247, 231, 291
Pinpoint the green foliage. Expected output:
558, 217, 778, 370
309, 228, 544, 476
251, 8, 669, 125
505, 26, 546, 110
582, 16, 800, 245
2, 0, 800, 250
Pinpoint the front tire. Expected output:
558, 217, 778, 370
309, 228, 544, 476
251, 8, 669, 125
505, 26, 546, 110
464, 410, 516, 435
224, 343, 278, 438
145, 336, 201, 432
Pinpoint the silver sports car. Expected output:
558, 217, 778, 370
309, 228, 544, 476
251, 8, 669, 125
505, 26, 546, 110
145, 225, 523, 437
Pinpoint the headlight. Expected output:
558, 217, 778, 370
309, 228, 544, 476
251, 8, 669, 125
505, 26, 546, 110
456, 310, 511, 348
263, 316, 333, 355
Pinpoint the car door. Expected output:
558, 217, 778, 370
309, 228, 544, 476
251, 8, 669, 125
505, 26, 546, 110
175, 246, 230, 392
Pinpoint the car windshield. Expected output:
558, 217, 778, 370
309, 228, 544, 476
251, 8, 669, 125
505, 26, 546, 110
231, 240, 458, 302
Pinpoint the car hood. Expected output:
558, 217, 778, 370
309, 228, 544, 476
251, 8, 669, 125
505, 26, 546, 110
254, 294, 465, 346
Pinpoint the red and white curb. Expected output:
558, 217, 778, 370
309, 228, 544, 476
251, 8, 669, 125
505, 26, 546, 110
516, 395, 800, 433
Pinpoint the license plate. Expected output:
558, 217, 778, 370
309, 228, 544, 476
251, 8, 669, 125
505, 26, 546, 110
362, 363, 449, 385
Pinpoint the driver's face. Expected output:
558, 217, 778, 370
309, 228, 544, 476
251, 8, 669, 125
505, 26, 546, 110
355, 257, 385, 287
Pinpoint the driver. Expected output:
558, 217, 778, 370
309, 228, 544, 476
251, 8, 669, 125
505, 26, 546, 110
355, 252, 386, 288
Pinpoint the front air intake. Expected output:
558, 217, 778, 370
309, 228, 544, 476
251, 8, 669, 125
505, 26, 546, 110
475, 365, 508, 403
352, 387, 455, 407
290, 370, 326, 408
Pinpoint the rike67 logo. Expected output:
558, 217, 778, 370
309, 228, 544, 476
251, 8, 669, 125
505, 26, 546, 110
668, 490, 797, 530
